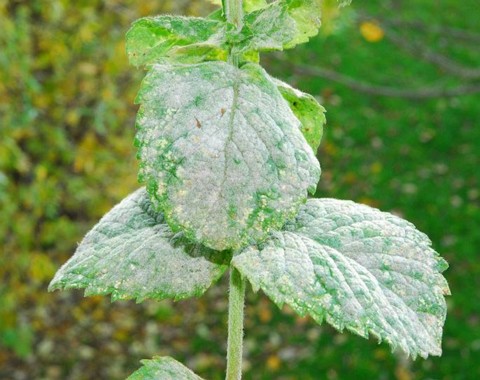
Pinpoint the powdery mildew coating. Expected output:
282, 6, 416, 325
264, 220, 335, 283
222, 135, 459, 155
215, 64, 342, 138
233, 198, 450, 359
126, 15, 226, 67
127, 356, 204, 380
48, 188, 228, 302
233, 0, 322, 53
238, 3, 298, 52
135, 61, 320, 251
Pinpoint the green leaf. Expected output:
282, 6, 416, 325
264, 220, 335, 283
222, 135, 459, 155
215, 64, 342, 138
230, 4, 296, 52
269, 76, 326, 152
232, 0, 322, 53
48, 188, 228, 302
283, 0, 322, 48
126, 15, 227, 67
127, 356, 204, 380
232, 199, 450, 358
135, 61, 320, 251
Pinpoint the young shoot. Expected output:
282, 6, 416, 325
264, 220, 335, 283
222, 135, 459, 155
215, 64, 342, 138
49, 0, 450, 379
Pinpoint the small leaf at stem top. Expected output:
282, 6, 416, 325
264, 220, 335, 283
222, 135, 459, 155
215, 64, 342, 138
126, 15, 227, 67
230, 0, 322, 53
232, 198, 450, 359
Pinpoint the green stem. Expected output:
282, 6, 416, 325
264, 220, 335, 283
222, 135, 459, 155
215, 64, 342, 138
226, 267, 246, 380
224, 0, 244, 66
224, 1, 245, 377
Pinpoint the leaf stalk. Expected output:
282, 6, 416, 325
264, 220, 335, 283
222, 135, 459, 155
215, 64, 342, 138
225, 0, 244, 66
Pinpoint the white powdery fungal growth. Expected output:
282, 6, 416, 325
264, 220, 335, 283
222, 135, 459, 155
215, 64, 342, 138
48, 188, 228, 302
135, 61, 320, 251
233, 198, 450, 359
127, 356, 205, 380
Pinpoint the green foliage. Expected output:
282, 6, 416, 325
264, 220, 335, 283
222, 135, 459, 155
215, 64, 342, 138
233, 198, 450, 358
0, 0, 149, 365
49, 188, 228, 302
47, 0, 450, 377
135, 61, 319, 250
231, 0, 322, 52
126, 16, 227, 66
0, 0, 201, 376
126, 0, 329, 70
0, 2, 462, 377
272, 77, 326, 151
4, 0, 478, 378
127, 356, 204, 380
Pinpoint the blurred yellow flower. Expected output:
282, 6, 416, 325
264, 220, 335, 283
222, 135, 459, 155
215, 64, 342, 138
360, 21, 385, 42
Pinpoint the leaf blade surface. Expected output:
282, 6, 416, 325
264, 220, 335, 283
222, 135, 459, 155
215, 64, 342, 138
232, 0, 322, 52
232, 198, 449, 358
136, 61, 320, 250
48, 188, 228, 302
127, 356, 204, 380
126, 15, 226, 66
270, 76, 326, 151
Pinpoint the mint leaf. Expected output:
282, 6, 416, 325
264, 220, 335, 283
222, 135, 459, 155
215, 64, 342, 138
128, 357, 204, 380
233, 0, 322, 53
135, 61, 320, 251
270, 76, 326, 152
48, 188, 228, 302
126, 16, 226, 67
283, 0, 322, 48
232, 199, 450, 358
232, 3, 297, 52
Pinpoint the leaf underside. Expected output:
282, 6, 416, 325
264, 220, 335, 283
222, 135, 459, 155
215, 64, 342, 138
48, 188, 228, 302
127, 356, 204, 380
135, 61, 320, 251
232, 198, 450, 358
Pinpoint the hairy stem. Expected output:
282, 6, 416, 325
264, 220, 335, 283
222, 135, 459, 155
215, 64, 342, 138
225, 0, 244, 66
226, 267, 246, 380
224, 1, 245, 378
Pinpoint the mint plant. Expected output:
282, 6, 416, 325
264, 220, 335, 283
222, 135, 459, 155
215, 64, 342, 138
49, 0, 450, 378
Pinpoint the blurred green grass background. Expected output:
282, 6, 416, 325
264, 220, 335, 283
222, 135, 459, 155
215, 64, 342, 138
1, 0, 479, 379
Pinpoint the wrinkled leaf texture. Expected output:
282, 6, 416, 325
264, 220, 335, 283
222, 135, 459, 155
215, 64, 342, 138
48, 188, 228, 302
127, 356, 204, 380
233, 199, 449, 358
135, 61, 320, 251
